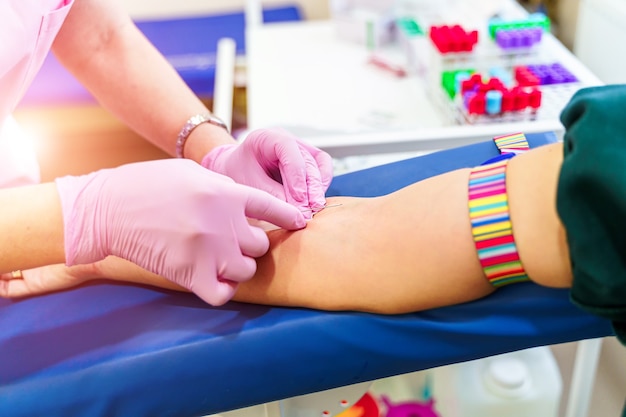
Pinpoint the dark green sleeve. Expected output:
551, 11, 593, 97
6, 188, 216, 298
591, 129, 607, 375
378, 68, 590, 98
557, 84, 626, 345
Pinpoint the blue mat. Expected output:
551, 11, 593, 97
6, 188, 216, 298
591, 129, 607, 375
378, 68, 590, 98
0, 132, 613, 417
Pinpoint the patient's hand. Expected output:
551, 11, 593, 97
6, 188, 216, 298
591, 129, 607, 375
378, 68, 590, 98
0, 257, 185, 298
0, 263, 94, 298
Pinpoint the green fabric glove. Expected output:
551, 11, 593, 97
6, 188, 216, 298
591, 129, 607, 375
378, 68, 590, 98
557, 84, 626, 345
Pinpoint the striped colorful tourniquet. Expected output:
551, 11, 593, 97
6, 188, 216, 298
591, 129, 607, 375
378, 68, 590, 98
493, 132, 529, 155
468, 133, 530, 287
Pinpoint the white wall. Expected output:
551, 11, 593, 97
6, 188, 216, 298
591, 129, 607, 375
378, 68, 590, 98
121, 0, 330, 20
574, 0, 626, 83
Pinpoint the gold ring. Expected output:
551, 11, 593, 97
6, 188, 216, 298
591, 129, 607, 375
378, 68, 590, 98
11, 270, 23, 279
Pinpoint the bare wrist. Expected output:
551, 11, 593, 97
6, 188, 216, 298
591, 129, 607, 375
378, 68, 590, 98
93, 256, 189, 291
66, 262, 102, 282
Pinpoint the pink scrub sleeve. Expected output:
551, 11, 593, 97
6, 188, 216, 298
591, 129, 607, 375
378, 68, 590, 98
0, 0, 74, 187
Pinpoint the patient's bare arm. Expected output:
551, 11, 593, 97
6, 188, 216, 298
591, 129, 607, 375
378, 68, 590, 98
0, 143, 573, 314
235, 142, 573, 313
235, 169, 494, 313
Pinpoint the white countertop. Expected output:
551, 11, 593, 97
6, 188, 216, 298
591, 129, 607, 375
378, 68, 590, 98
245, 1, 602, 158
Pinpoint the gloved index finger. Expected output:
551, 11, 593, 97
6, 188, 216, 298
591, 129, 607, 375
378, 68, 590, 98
243, 187, 306, 230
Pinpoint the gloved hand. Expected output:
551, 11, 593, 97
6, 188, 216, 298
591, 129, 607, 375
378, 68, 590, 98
201, 128, 334, 217
55, 159, 306, 306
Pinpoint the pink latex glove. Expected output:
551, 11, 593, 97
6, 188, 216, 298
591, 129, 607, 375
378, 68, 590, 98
201, 128, 333, 217
55, 159, 306, 306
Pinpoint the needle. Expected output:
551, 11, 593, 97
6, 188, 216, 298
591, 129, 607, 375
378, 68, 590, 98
301, 203, 343, 216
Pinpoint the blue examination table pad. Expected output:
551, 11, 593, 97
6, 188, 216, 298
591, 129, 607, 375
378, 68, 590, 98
0, 132, 613, 416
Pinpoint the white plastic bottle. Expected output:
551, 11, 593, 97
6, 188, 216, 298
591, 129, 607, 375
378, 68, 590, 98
432, 346, 562, 417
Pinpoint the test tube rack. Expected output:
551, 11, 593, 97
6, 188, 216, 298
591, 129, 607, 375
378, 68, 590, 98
398, 13, 585, 126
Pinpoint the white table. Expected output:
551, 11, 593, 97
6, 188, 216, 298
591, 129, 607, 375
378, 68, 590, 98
245, 1, 601, 158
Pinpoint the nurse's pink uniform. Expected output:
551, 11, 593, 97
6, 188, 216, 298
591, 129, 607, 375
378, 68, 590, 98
0, 0, 73, 187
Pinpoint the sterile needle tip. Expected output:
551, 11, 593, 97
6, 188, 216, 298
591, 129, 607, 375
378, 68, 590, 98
300, 203, 343, 215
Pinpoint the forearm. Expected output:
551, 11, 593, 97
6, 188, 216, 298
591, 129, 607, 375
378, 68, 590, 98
52, 0, 235, 162
235, 169, 495, 313
235, 142, 573, 313
0, 183, 65, 272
